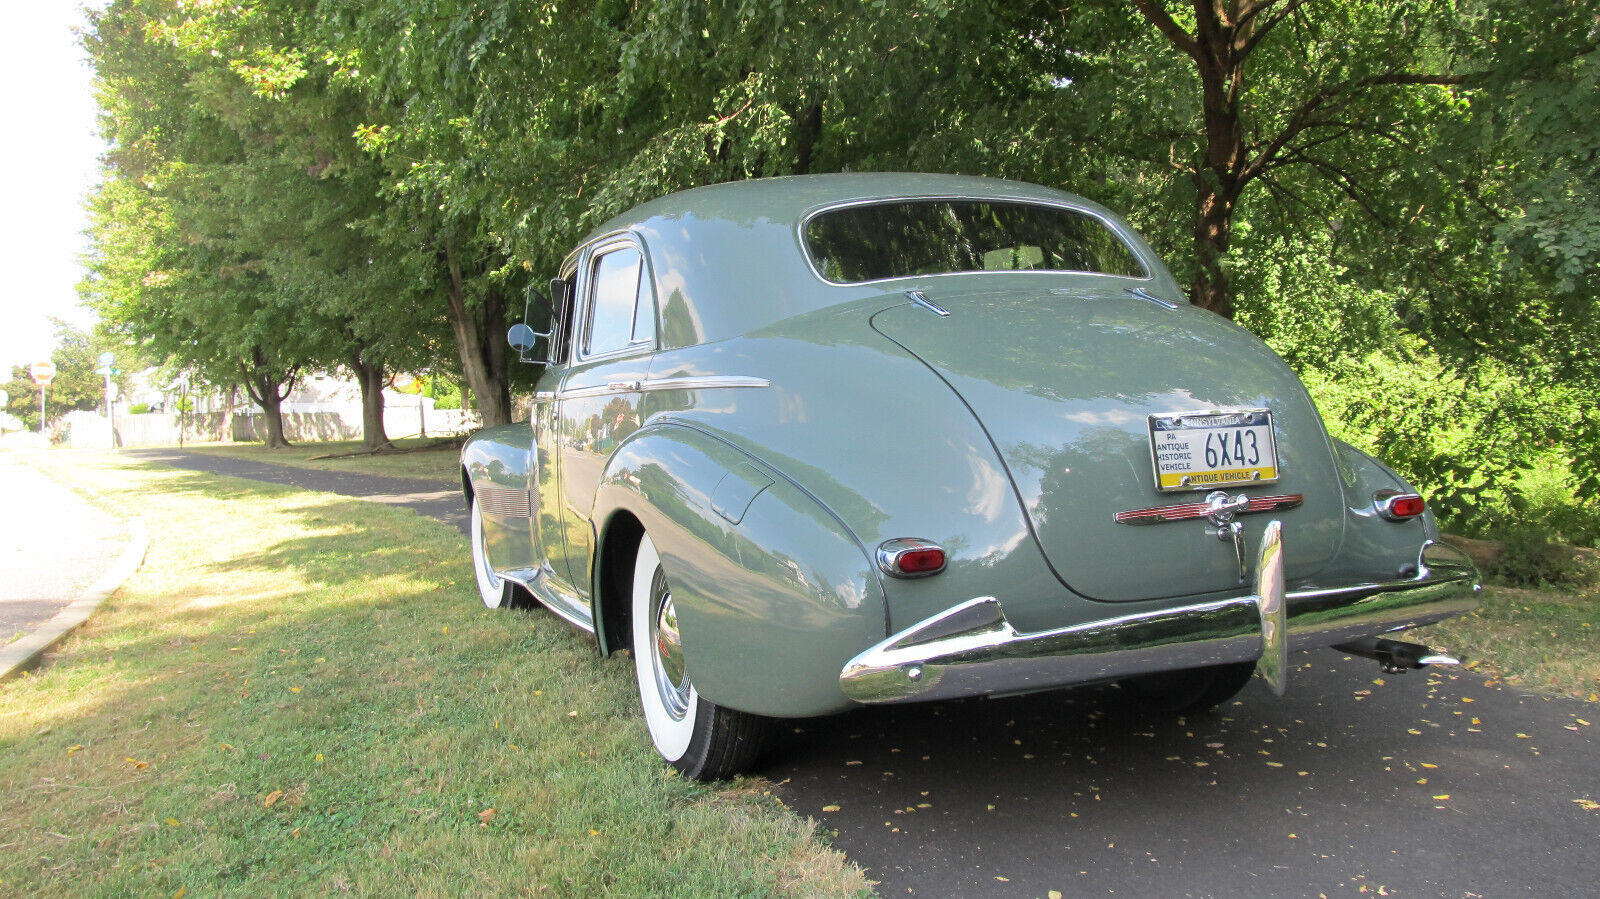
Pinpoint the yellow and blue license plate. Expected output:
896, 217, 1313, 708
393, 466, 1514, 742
1148, 409, 1279, 492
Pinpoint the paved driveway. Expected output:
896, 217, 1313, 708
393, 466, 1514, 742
130, 449, 1600, 897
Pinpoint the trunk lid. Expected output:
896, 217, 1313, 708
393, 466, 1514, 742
871, 279, 1344, 602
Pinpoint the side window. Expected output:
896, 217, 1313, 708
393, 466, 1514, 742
584, 245, 649, 358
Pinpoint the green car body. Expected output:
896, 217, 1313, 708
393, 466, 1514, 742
461, 173, 1478, 778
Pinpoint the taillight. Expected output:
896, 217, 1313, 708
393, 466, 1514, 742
877, 538, 947, 578
1374, 490, 1426, 521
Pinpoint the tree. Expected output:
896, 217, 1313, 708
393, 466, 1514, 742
1, 320, 128, 433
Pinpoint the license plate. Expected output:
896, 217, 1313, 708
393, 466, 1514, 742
1148, 409, 1279, 492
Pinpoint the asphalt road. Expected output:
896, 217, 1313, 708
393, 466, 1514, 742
132, 449, 1600, 897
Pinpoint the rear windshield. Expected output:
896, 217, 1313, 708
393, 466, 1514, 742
805, 199, 1147, 284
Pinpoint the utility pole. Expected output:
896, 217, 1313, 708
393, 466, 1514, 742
97, 352, 117, 449
29, 361, 56, 435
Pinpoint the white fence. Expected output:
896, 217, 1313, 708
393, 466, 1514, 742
69, 407, 479, 448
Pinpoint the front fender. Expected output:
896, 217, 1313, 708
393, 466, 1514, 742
593, 422, 887, 718
460, 423, 537, 574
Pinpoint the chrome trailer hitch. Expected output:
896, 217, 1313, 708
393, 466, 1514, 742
1332, 636, 1460, 674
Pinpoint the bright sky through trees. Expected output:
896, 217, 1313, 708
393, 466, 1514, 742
0, 3, 105, 373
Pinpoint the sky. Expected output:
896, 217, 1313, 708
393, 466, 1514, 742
0, 3, 107, 375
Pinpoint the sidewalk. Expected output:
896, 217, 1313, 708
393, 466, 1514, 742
0, 452, 145, 678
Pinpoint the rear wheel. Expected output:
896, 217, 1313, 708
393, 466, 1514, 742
470, 497, 520, 609
1119, 661, 1257, 714
631, 532, 766, 780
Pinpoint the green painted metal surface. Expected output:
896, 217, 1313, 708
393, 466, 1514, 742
459, 173, 1464, 718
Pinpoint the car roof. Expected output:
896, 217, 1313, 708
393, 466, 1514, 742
574, 173, 1174, 351
587, 172, 1113, 240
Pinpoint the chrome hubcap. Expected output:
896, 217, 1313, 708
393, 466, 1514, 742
650, 570, 691, 720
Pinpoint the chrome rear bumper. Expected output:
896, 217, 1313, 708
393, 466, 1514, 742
839, 525, 1480, 705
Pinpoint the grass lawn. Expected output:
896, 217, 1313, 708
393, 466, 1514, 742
187, 437, 461, 485
1, 452, 870, 896
1415, 582, 1600, 701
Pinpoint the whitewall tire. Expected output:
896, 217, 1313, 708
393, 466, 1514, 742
470, 497, 519, 609
631, 532, 767, 780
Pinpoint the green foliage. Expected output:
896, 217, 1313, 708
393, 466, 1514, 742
1489, 528, 1591, 587
1, 321, 127, 431
422, 377, 462, 411
82, 0, 1600, 539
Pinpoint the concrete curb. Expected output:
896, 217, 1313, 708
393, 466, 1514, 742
0, 516, 150, 683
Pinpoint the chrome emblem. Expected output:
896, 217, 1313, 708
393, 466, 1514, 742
1114, 491, 1304, 584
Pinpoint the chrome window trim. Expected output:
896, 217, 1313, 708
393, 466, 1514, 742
797, 194, 1156, 287
575, 232, 659, 364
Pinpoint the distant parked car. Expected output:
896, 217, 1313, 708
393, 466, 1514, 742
461, 173, 1480, 780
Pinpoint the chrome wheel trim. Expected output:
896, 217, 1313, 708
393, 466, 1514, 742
650, 576, 692, 720
632, 534, 697, 760
469, 497, 506, 608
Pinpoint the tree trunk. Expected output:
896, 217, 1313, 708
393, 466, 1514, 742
1191, 179, 1241, 318
793, 101, 823, 175
351, 355, 391, 451
442, 239, 512, 427
255, 387, 291, 449
242, 348, 297, 449
219, 385, 237, 443
1135, 0, 1256, 319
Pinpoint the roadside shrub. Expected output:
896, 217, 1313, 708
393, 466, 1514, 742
1302, 350, 1555, 535
129, 402, 150, 414
1489, 528, 1590, 587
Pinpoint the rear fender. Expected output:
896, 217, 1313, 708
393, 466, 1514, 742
1330, 440, 1434, 580
591, 422, 887, 717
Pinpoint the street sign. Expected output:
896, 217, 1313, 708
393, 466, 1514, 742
98, 351, 115, 366
29, 361, 56, 385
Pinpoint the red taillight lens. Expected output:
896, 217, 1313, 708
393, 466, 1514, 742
1374, 491, 1426, 521
898, 548, 946, 574
877, 538, 946, 578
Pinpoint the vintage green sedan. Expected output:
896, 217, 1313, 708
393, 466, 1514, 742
461, 173, 1479, 780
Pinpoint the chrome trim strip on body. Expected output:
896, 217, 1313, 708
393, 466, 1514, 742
556, 375, 771, 400
1126, 286, 1178, 309
496, 566, 595, 633
905, 289, 950, 317
476, 486, 533, 518
839, 535, 1478, 705
1114, 493, 1303, 525
642, 376, 771, 391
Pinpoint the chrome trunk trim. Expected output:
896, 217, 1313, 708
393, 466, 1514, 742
839, 534, 1478, 705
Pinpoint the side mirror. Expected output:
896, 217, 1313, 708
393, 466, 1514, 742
507, 323, 541, 354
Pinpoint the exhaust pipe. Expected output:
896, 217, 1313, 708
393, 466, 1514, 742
1333, 636, 1460, 674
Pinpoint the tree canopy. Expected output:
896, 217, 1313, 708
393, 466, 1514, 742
82, 0, 1600, 534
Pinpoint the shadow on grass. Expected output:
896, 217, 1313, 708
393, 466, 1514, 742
0, 456, 872, 896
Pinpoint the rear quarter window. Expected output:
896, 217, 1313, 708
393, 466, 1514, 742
805, 199, 1147, 284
